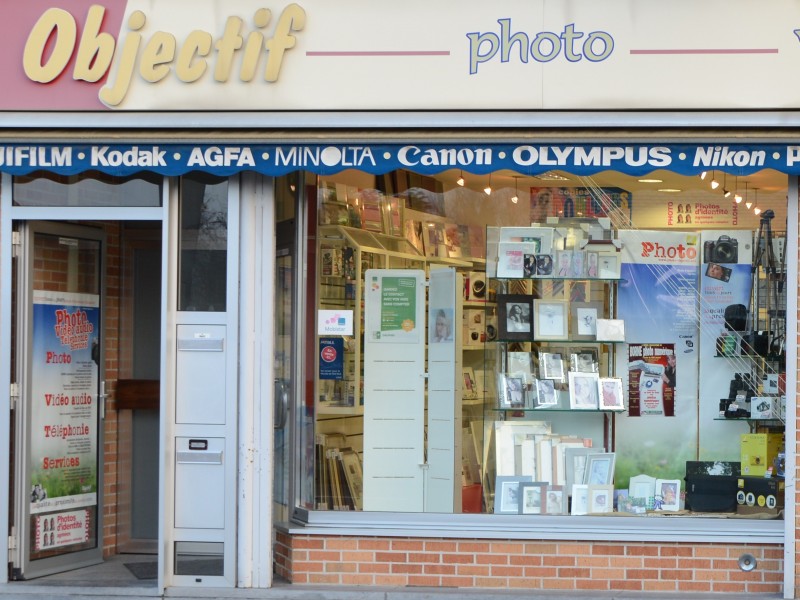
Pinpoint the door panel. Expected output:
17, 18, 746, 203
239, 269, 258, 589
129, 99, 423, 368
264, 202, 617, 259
13, 222, 105, 579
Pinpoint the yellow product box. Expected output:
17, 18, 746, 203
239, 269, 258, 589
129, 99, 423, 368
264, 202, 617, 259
740, 433, 783, 476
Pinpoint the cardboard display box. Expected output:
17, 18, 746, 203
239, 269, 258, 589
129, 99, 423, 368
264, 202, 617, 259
740, 433, 783, 476
736, 476, 785, 515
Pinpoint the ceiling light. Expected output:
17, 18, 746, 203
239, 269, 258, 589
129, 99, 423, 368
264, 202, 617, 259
484, 174, 492, 196
722, 173, 729, 197
734, 193, 742, 203
534, 171, 570, 181
456, 170, 465, 187
511, 176, 519, 204
723, 189, 731, 198
710, 170, 719, 189
745, 200, 753, 209
638, 178, 663, 183
754, 207, 762, 215
658, 188, 682, 193
700, 171, 708, 180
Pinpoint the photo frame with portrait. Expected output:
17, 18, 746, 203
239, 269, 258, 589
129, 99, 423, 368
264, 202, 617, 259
543, 485, 566, 515
584, 452, 616, 485
655, 478, 681, 511
569, 302, 603, 341
533, 299, 569, 341
534, 378, 558, 407
497, 294, 533, 341
570, 484, 589, 515
586, 251, 600, 278
568, 371, 600, 409
494, 475, 533, 514
498, 374, 527, 409
539, 352, 565, 381
588, 484, 614, 514
518, 481, 548, 514
598, 377, 625, 410
555, 250, 573, 277
570, 348, 599, 373
571, 250, 586, 278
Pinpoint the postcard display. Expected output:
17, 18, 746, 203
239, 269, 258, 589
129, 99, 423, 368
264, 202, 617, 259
483, 224, 625, 514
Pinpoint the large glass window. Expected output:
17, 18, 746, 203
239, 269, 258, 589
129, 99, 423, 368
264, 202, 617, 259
299, 165, 787, 518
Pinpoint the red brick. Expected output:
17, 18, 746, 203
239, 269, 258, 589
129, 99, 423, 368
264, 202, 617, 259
592, 544, 625, 555
442, 553, 475, 564
341, 574, 375, 585
392, 540, 424, 551
392, 563, 423, 574
610, 579, 643, 591
424, 564, 456, 575
558, 567, 591, 578
359, 562, 390, 574
375, 552, 406, 563
509, 554, 543, 566
407, 575, 441, 587
490, 565, 525, 577
541, 555, 576, 567
576, 579, 610, 590
457, 565, 490, 576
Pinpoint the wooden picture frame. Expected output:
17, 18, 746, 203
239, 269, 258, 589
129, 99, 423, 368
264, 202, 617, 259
568, 371, 600, 410
588, 484, 614, 513
497, 294, 533, 341
519, 481, 548, 515
599, 377, 625, 410
569, 302, 604, 341
570, 484, 589, 515
584, 452, 616, 485
543, 485, 566, 515
494, 476, 533, 514
655, 478, 681, 511
533, 299, 569, 341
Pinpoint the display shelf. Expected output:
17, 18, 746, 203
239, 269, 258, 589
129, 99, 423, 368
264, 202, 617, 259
488, 407, 625, 414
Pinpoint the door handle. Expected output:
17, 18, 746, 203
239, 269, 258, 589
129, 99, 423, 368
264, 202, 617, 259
274, 378, 289, 429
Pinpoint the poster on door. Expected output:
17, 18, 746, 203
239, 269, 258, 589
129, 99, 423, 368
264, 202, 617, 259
29, 291, 100, 515
365, 273, 421, 343
34, 509, 90, 551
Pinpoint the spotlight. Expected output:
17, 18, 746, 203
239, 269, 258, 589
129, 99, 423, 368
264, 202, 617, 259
457, 170, 465, 187
754, 207, 762, 215
723, 189, 730, 198
710, 170, 719, 189
484, 174, 492, 196
700, 171, 707, 180
734, 193, 742, 203
511, 176, 520, 203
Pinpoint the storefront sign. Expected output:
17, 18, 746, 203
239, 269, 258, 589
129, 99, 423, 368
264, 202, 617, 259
29, 291, 99, 515
35, 509, 90, 551
4, 0, 800, 111
3, 143, 800, 178
317, 309, 353, 336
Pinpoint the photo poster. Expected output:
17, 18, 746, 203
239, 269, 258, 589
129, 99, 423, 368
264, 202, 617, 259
29, 291, 100, 518
365, 270, 423, 343
318, 337, 344, 380
613, 231, 699, 488
627, 343, 674, 417
698, 230, 754, 460
530, 186, 632, 223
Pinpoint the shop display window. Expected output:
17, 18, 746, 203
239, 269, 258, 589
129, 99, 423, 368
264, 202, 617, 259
301, 166, 787, 519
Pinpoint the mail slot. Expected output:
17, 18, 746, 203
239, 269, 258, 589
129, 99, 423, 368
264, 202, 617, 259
174, 437, 225, 529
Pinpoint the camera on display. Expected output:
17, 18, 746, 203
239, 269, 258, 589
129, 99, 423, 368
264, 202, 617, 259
703, 235, 738, 264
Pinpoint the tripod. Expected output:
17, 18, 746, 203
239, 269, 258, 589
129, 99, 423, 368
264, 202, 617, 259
750, 209, 786, 366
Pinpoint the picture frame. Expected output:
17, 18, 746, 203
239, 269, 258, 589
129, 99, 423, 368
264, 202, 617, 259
568, 371, 600, 409
540, 279, 567, 300
586, 251, 600, 278
595, 318, 625, 342
569, 347, 599, 373
500, 226, 555, 254
497, 294, 533, 341
533, 299, 569, 341
494, 475, 533, 514
543, 485, 566, 515
655, 478, 681, 511
570, 484, 589, 515
628, 474, 657, 500
498, 373, 527, 409
584, 452, 616, 485
539, 352, 565, 381
565, 447, 602, 494
462, 367, 478, 400
518, 481, 548, 514
534, 378, 558, 407
555, 250, 573, 277
599, 377, 625, 410
567, 280, 590, 303
598, 254, 620, 279
569, 302, 604, 340
571, 250, 586, 278
534, 253, 555, 278
588, 484, 614, 514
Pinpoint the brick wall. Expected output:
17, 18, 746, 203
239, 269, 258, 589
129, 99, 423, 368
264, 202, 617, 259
275, 533, 783, 594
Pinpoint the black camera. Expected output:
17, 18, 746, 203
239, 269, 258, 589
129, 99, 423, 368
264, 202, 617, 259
703, 235, 738, 264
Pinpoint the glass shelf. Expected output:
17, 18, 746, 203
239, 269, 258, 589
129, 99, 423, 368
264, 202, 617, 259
488, 407, 625, 414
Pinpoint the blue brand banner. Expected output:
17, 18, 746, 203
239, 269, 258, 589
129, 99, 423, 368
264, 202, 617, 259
318, 337, 344, 380
2, 143, 800, 177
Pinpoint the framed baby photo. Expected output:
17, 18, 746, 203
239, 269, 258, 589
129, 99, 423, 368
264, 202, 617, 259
588, 484, 614, 514
497, 294, 533, 341
533, 299, 569, 341
518, 481, 548, 515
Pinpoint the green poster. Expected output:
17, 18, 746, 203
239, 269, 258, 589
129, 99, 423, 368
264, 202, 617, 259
380, 276, 417, 335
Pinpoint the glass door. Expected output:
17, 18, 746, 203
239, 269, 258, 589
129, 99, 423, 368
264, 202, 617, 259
12, 221, 105, 579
